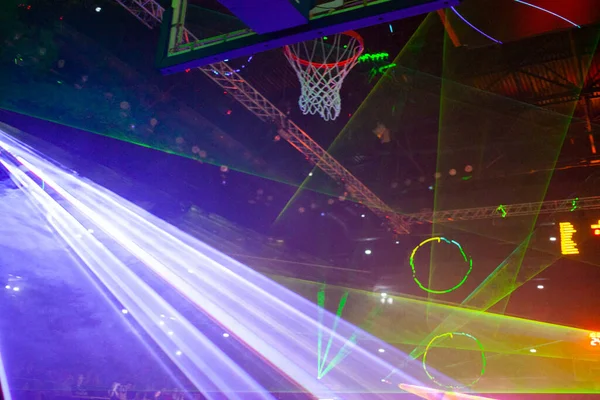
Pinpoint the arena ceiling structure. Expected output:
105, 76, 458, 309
2, 0, 600, 398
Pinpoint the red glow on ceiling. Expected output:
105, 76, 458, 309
448, 0, 600, 47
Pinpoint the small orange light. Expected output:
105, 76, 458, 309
595, 229, 600, 236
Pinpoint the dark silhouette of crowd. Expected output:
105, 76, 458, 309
11, 367, 207, 400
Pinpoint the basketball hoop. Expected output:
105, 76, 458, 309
284, 31, 364, 121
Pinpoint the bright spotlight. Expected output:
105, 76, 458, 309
121, 309, 129, 314
95, 6, 101, 12
381, 293, 387, 298
360, 214, 366, 218
175, 350, 182, 356
395, 241, 400, 244
223, 333, 230, 338
12, 287, 19, 292
4, 285, 10, 289
364, 249, 372, 255
378, 348, 385, 353
386, 297, 393, 304
530, 348, 537, 353
549, 236, 557, 241
537, 284, 544, 289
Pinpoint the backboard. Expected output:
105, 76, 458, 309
156, 0, 460, 75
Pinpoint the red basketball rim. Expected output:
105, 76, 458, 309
283, 30, 364, 69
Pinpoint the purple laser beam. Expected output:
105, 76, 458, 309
0, 131, 460, 398
514, 0, 580, 28
450, 6, 503, 44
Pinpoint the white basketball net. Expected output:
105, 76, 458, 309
284, 33, 363, 121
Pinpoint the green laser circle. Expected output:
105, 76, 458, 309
422, 332, 486, 390
409, 237, 473, 294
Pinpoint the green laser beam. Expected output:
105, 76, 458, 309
319, 303, 383, 377
0, 107, 363, 201
466, 26, 600, 316
278, 276, 591, 333
317, 289, 349, 377
316, 285, 326, 376
275, 13, 435, 224
428, 12, 451, 316
275, 276, 595, 381
420, 26, 600, 365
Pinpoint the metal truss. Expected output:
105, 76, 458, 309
198, 62, 410, 234
113, 0, 164, 29
400, 196, 600, 224
113, 0, 412, 234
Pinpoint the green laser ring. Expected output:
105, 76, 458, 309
422, 331, 486, 390
409, 237, 472, 294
